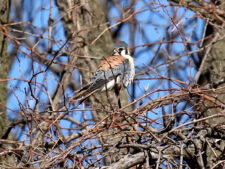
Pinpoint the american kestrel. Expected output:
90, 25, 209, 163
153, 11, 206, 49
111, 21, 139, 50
74, 41, 135, 104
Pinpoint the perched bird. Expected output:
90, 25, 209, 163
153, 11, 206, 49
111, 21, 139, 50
74, 41, 135, 105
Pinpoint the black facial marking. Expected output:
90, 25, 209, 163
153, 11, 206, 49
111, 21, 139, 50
117, 47, 126, 55
118, 48, 123, 52
125, 48, 129, 55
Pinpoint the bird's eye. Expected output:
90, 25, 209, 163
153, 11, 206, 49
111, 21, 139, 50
118, 48, 124, 52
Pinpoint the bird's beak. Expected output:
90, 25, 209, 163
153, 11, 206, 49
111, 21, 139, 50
126, 46, 130, 55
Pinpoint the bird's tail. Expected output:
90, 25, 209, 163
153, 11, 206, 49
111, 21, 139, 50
72, 83, 98, 104
72, 79, 107, 104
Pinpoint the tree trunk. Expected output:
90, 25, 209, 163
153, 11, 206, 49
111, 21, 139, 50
0, 0, 10, 139
196, 26, 225, 168
56, 0, 134, 165
169, 0, 225, 168
0, 0, 18, 166
193, 1, 225, 168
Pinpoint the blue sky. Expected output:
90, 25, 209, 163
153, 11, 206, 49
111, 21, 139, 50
7, 0, 204, 141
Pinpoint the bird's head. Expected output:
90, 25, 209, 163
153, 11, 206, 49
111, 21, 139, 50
112, 41, 130, 56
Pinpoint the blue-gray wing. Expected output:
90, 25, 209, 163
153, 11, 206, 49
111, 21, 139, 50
91, 59, 134, 88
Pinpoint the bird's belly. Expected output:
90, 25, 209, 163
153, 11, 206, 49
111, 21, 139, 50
101, 80, 115, 91
101, 76, 121, 91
